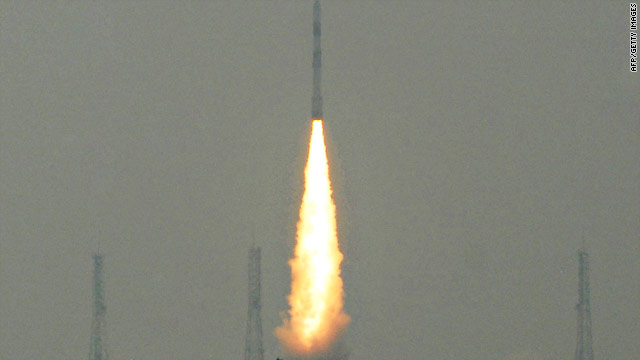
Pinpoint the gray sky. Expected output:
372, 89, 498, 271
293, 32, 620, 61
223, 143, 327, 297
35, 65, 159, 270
1, 1, 638, 360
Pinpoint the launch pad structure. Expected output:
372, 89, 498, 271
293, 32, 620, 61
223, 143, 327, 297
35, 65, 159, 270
89, 253, 108, 360
574, 248, 594, 360
245, 245, 264, 360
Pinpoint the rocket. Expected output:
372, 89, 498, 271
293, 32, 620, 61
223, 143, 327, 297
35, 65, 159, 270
311, 0, 323, 120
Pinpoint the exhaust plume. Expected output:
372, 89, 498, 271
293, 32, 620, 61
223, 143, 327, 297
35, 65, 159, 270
276, 120, 350, 357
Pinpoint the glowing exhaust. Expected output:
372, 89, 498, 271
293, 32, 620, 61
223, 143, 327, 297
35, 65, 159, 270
276, 120, 350, 356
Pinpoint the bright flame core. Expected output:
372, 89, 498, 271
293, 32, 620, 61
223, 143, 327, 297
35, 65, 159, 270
276, 120, 350, 355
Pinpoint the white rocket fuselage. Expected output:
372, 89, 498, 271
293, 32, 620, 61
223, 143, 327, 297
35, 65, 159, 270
312, 0, 323, 119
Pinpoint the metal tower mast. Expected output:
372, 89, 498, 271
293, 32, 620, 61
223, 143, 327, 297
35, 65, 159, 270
89, 254, 108, 360
574, 249, 594, 360
245, 246, 264, 360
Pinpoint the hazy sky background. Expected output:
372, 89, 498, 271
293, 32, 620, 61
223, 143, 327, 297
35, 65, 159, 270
1, 1, 638, 360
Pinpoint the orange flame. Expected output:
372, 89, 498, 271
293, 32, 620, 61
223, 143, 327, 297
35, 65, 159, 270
276, 120, 350, 356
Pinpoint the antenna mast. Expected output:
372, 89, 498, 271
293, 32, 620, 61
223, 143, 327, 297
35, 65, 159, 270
574, 249, 594, 360
89, 253, 108, 360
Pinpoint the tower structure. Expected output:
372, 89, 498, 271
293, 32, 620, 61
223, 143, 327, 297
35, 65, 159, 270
574, 248, 594, 360
245, 246, 264, 360
89, 253, 108, 360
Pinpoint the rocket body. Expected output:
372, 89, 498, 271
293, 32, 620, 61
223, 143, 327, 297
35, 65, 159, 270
312, 0, 323, 120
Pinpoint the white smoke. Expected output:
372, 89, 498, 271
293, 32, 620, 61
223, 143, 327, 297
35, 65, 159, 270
284, 339, 349, 360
